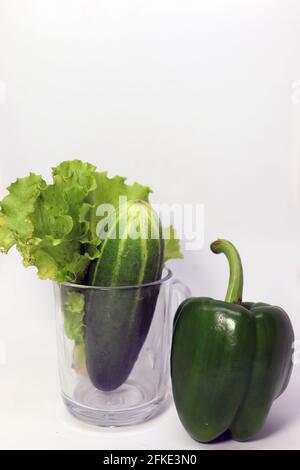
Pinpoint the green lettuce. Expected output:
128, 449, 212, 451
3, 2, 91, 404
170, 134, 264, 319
0, 161, 101, 282
0, 173, 46, 253
63, 289, 85, 344
62, 288, 87, 375
0, 160, 183, 285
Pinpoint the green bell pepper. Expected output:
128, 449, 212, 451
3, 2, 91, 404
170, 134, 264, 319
171, 239, 294, 442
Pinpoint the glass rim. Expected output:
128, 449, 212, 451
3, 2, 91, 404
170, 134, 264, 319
61, 266, 173, 291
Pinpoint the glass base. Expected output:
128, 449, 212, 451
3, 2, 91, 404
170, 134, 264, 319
62, 378, 171, 427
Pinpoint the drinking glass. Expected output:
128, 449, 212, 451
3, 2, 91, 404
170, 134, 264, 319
54, 267, 190, 426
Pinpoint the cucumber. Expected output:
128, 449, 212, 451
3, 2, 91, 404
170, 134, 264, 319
85, 200, 164, 391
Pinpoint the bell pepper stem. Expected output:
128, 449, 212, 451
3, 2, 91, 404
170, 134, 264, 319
211, 239, 244, 304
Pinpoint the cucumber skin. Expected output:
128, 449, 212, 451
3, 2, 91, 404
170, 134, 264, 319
85, 201, 164, 391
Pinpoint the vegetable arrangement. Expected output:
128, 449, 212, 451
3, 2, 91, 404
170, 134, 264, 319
0, 163, 295, 442
0, 160, 182, 390
171, 239, 294, 442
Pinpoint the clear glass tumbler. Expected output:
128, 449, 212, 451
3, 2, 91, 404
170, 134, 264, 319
54, 267, 190, 427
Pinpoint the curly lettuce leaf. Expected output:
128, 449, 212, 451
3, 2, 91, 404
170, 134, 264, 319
48, 160, 98, 242
52, 160, 97, 195
62, 288, 87, 375
0, 173, 46, 253
18, 237, 93, 282
30, 185, 74, 240
0, 212, 15, 253
63, 289, 85, 344
0, 161, 101, 282
24, 161, 101, 282
0, 160, 183, 283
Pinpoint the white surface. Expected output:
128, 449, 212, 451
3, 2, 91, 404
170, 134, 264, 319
0, 0, 300, 450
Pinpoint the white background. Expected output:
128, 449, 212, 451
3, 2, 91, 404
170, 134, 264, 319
1, 0, 300, 450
